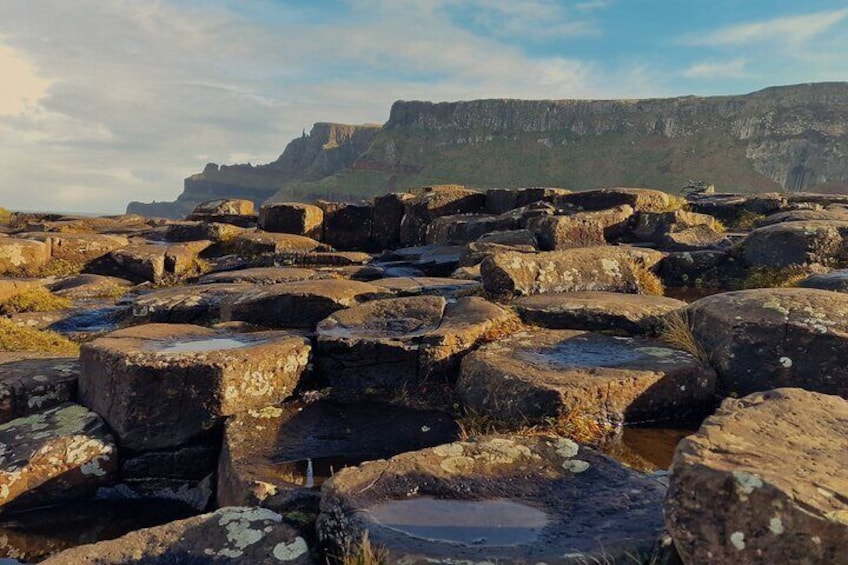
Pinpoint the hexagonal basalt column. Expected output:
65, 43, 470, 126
79, 324, 311, 450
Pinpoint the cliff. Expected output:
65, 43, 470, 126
128, 83, 848, 217
127, 122, 380, 218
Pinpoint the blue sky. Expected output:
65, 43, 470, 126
0, 0, 846, 212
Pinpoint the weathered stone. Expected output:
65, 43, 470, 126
0, 357, 78, 424
688, 193, 785, 224
0, 403, 117, 510
258, 202, 324, 239
317, 436, 666, 563
86, 241, 212, 284
514, 291, 685, 334
317, 296, 517, 403
20, 233, 129, 264
0, 279, 43, 302
190, 198, 255, 216
632, 210, 722, 240
458, 330, 716, 429
199, 266, 320, 285
223, 279, 387, 329
426, 213, 516, 245
481, 246, 665, 296
0, 239, 48, 274
48, 274, 132, 299
686, 288, 848, 397
123, 444, 218, 482
79, 324, 311, 450
799, 268, 848, 292
316, 200, 373, 250
556, 187, 671, 212
399, 185, 486, 246
485, 186, 571, 214
131, 283, 254, 324
754, 208, 848, 227
229, 230, 325, 256
662, 224, 729, 251
42, 507, 314, 564
383, 244, 466, 277
219, 400, 460, 510
741, 220, 848, 268
164, 220, 247, 242
272, 251, 372, 267
529, 205, 634, 250
371, 192, 412, 250
371, 276, 480, 297
666, 388, 848, 565
657, 250, 745, 289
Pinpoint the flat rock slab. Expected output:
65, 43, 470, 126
42, 507, 314, 564
317, 436, 666, 564
131, 283, 255, 324
199, 266, 320, 285
317, 296, 517, 403
86, 241, 211, 284
219, 400, 460, 510
79, 324, 311, 450
48, 274, 132, 300
0, 239, 48, 275
0, 403, 116, 510
20, 233, 129, 264
687, 288, 848, 397
666, 388, 848, 564
741, 220, 848, 268
371, 276, 481, 297
481, 246, 665, 296
799, 268, 848, 292
514, 291, 685, 334
223, 279, 389, 329
0, 357, 78, 424
458, 330, 716, 429
230, 230, 325, 256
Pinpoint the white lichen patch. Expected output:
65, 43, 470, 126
769, 517, 784, 535
433, 443, 465, 458
732, 471, 763, 498
476, 438, 533, 465
562, 460, 590, 473
778, 357, 793, 368
440, 456, 475, 475
248, 406, 284, 419
273, 537, 309, 561
213, 507, 282, 558
730, 531, 746, 551
553, 438, 579, 459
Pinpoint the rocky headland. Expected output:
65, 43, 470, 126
0, 184, 846, 563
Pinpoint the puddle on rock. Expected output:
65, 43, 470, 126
156, 337, 258, 353
274, 455, 367, 489
603, 427, 696, 472
49, 306, 127, 336
0, 498, 196, 563
366, 498, 550, 546
518, 335, 644, 368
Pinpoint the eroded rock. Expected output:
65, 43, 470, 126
259, 202, 324, 239
0, 357, 78, 424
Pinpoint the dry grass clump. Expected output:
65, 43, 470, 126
727, 210, 766, 231
632, 264, 665, 296
0, 317, 79, 355
341, 531, 389, 565
479, 315, 524, 344
458, 404, 611, 446
659, 310, 708, 363
1, 287, 73, 314
739, 266, 809, 289
8, 259, 83, 279
0, 208, 11, 226
660, 194, 689, 213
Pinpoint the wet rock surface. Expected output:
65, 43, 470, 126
0, 403, 117, 511
42, 506, 314, 564
79, 324, 310, 450
514, 291, 685, 334
219, 400, 460, 511
687, 288, 848, 397
131, 283, 255, 324
666, 388, 848, 564
458, 330, 716, 429
0, 357, 79, 424
317, 435, 666, 564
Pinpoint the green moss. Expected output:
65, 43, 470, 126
739, 266, 809, 289
7, 259, 83, 279
1, 287, 73, 313
0, 317, 79, 355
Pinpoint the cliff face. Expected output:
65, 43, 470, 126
127, 123, 380, 218
273, 82, 848, 202
128, 83, 848, 217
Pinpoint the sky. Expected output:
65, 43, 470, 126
0, 1, 847, 213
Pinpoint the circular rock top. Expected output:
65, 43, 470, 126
513, 291, 685, 334
317, 435, 666, 563
666, 388, 848, 564
687, 287, 848, 397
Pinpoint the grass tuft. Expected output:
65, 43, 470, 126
0, 317, 79, 355
458, 404, 611, 446
632, 264, 665, 296
727, 210, 765, 231
660, 194, 688, 213
739, 266, 809, 289
342, 531, 389, 565
1, 287, 73, 314
7, 259, 83, 279
659, 310, 708, 363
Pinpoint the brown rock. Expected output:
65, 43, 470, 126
686, 288, 848, 397
371, 276, 480, 297
666, 388, 848, 565
0, 239, 48, 274
0, 403, 117, 510
317, 296, 517, 403
258, 202, 324, 239
556, 187, 671, 212
19, 233, 129, 264
164, 220, 247, 242
754, 208, 848, 227
79, 324, 311, 450
481, 246, 665, 296
86, 241, 212, 284
222, 279, 388, 329
485, 186, 571, 214
426, 213, 517, 245
458, 330, 716, 429
316, 200, 373, 250
0, 279, 44, 302
370, 192, 413, 250
741, 220, 848, 268
190, 198, 255, 216
514, 291, 685, 334
528, 205, 634, 250
131, 283, 255, 324
199, 266, 320, 285
229, 230, 325, 256
399, 185, 486, 246
48, 274, 132, 300
42, 507, 314, 564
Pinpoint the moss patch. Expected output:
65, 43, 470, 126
0, 317, 79, 355
7, 259, 83, 279
1, 287, 73, 314
739, 266, 810, 289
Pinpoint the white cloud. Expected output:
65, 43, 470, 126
683, 58, 748, 79
0, 44, 52, 116
689, 8, 848, 46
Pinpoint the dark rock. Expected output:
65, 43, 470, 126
370, 192, 412, 250
316, 200, 373, 250
258, 202, 324, 239
131, 283, 255, 324
399, 185, 486, 246
19, 233, 129, 264
798, 269, 848, 292
164, 221, 247, 242
741, 220, 848, 268
528, 205, 634, 250
199, 266, 320, 285
48, 274, 133, 300
556, 187, 672, 212
229, 230, 325, 256
0, 357, 78, 424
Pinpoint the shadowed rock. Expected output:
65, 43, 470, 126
258, 202, 324, 239
798, 269, 848, 292
0, 357, 78, 424
131, 283, 255, 324
666, 388, 848, 564
741, 220, 848, 268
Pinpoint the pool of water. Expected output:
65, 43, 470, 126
156, 337, 258, 353
0, 498, 195, 563
49, 306, 127, 336
274, 455, 367, 489
602, 427, 697, 472
517, 335, 644, 368
366, 498, 550, 546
